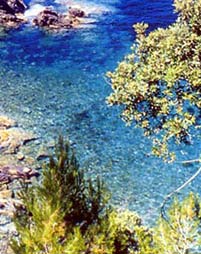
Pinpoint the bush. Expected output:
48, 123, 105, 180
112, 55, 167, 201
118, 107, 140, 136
10, 137, 201, 253
85, 210, 155, 254
11, 137, 153, 254
154, 193, 201, 254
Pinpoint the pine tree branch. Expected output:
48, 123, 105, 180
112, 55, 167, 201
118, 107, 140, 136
160, 166, 201, 222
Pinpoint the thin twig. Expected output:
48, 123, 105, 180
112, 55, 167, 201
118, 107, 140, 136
160, 166, 201, 222
181, 158, 201, 164
104, 76, 111, 86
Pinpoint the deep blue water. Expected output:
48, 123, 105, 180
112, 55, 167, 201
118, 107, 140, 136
0, 0, 200, 224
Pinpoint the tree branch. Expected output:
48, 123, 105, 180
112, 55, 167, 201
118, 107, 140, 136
160, 166, 201, 222
181, 158, 201, 164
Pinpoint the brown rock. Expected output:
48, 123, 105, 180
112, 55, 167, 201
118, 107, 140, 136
24, 156, 35, 165
16, 152, 24, 161
0, 172, 10, 184
47, 139, 55, 148
0, 128, 37, 154
0, 0, 27, 28
0, 165, 39, 184
7, 0, 26, 13
0, 115, 16, 129
68, 7, 85, 18
0, 0, 15, 15
37, 145, 49, 160
0, 11, 25, 28
33, 8, 59, 27
0, 189, 12, 198
33, 7, 85, 31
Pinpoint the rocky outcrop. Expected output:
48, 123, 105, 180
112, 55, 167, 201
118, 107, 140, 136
33, 7, 85, 31
0, 164, 39, 251
33, 8, 72, 29
7, 0, 26, 13
0, 115, 39, 253
0, 0, 27, 28
0, 0, 86, 31
0, 115, 39, 184
68, 7, 85, 18
0, 0, 15, 15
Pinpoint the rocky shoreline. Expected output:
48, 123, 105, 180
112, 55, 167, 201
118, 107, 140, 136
0, 0, 27, 29
0, 115, 47, 254
0, 0, 86, 31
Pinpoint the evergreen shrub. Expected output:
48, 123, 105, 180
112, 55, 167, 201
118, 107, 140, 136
11, 137, 153, 254
10, 137, 201, 253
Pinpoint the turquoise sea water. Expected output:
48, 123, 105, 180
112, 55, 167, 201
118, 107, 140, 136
0, 0, 200, 223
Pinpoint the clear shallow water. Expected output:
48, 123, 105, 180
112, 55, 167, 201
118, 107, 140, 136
0, 0, 200, 224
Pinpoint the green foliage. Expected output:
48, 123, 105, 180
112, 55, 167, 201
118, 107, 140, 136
85, 210, 155, 254
10, 138, 201, 253
11, 137, 153, 254
11, 137, 108, 253
107, 0, 201, 160
154, 193, 201, 254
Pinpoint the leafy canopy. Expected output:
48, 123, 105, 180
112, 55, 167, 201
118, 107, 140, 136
107, 0, 201, 161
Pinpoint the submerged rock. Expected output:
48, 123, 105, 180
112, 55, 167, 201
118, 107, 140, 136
0, 128, 37, 154
36, 145, 50, 160
0, 115, 40, 252
0, 165, 39, 184
0, 164, 39, 250
16, 152, 24, 161
0, 115, 16, 129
